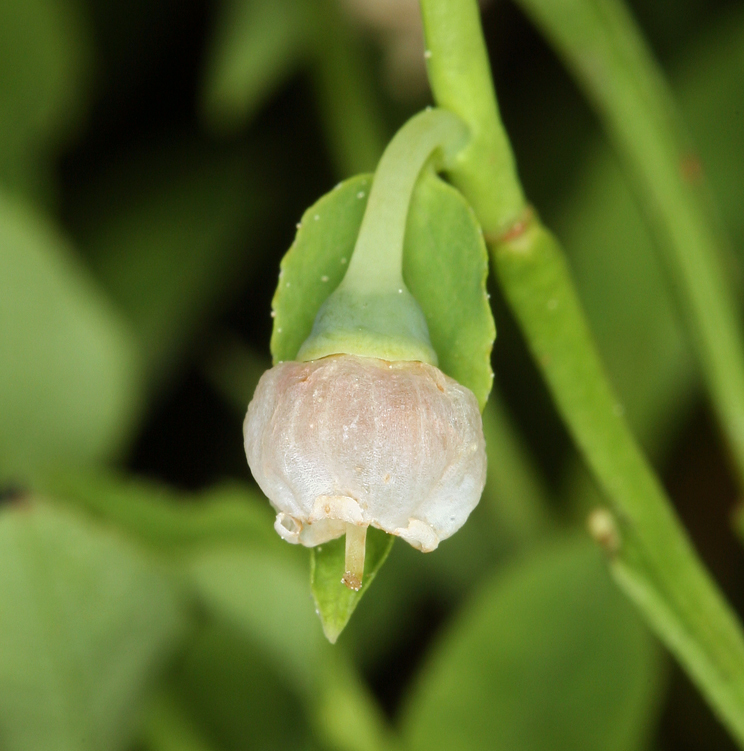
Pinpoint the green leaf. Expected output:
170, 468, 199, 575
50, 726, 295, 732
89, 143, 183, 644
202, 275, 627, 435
155, 622, 310, 751
311, 527, 395, 643
143, 691, 220, 751
190, 548, 324, 693
271, 172, 495, 407
188, 547, 398, 751
0, 190, 140, 482
271, 174, 372, 364
0, 500, 185, 751
400, 536, 662, 751
45, 469, 281, 555
201, 0, 309, 132
676, 6, 744, 261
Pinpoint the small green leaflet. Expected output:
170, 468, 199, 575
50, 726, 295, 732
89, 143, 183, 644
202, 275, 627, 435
271, 170, 494, 641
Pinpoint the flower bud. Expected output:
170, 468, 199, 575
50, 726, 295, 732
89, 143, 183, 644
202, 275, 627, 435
244, 354, 486, 584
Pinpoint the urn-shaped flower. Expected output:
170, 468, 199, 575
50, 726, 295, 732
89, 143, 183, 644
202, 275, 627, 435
244, 354, 487, 558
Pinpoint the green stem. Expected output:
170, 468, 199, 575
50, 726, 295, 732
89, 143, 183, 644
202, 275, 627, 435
419, 0, 526, 235
342, 108, 468, 292
298, 108, 468, 364
511, 0, 744, 492
420, 0, 744, 744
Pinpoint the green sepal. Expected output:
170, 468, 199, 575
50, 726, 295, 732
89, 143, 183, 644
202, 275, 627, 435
297, 286, 437, 364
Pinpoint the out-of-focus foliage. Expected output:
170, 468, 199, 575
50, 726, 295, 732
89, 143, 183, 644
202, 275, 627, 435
71, 138, 270, 392
401, 537, 662, 751
1, 0, 743, 750
202, 0, 310, 131
0, 0, 91, 199
0, 501, 184, 751
0, 192, 140, 481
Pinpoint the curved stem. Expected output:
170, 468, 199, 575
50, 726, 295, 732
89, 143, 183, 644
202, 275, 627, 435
298, 108, 468, 364
342, 108, 468, 293
419, 0, 526, 235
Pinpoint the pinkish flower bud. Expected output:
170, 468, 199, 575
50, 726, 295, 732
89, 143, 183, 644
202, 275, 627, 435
244, 354, 486, 567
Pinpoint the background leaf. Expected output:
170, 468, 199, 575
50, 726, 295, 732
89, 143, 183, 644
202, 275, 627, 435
0, 0, 91, 198
201, 0, 309, 132
0, 500, 185, 751
72, 139, 269, 394
188, 546, 397, 751
400, 536, 662, 751
149, 623, 311, 751
45, 469, 280, 555
0, 191, 140, 482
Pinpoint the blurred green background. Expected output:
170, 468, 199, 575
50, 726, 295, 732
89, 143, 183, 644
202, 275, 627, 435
1, 0, 744, 749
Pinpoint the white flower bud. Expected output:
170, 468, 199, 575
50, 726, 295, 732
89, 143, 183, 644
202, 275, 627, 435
244, 354, 486, 580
